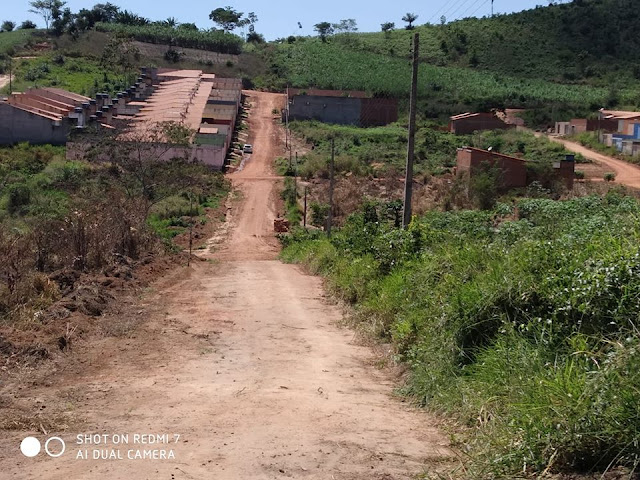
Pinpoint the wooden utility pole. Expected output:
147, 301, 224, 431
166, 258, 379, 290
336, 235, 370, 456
303, 186, 308, 228
294, 151, 298, 190
327, 138, 335, 237
402, 33, 419, 229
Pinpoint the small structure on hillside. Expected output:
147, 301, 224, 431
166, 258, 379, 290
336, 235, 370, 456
449, 112, 512, 135
456, 147, 527, 188
456, 147, 575, 190
285, 88, 398, 127
554, 118, 618, 136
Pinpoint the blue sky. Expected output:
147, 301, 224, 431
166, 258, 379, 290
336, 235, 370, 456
3, 0, 558, 39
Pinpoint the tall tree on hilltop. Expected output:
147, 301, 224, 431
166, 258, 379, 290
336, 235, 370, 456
333, 18, 357, 34
402, 12, 418, 30
209, 6, 247, 32
314, 22, 334, 42
28, 0, 66, 30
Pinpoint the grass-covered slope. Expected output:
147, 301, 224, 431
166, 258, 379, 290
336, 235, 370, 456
265, 0, 640, 116
281, 192, 640, 477
328, 0, 640, 84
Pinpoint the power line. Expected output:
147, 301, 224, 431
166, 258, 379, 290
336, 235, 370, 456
448, 0, 481, 22
469, 0, 491, 19
456, 0, 488, 20
428, 0, 454, 24
438, 0, 469, 23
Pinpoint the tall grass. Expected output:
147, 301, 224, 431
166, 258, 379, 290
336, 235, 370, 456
281, 192, 640, 477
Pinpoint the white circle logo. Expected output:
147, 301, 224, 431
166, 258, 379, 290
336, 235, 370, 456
45, 437, 66, 458
20, 437, 41, 458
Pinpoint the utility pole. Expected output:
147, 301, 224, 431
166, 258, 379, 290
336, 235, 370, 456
285, 87, 290, 150
402, 33, 419, 229
327, 138, 335, 237
8, 57, 12, 94
491, 0, 494, 17
294, 151, 298, 190
303, 186, 308, 228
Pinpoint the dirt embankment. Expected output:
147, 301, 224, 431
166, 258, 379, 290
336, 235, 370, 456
0, 91, 450, 480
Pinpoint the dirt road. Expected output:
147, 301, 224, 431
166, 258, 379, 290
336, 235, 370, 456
0, 91, 448, 479
546, 135, 640, 188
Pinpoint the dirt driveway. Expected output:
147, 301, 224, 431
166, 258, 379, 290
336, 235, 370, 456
545, 135, 640, 188
0, 91, 449, 480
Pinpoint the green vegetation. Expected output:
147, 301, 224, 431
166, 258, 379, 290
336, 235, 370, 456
290, 121, 583, 181
94, 23, 243, 54
259, 0, 640, 123
281, 192, 640, 477
0, 141, 227, 320
302, 0, 640, 85
0, 29, 38, 55
6, 54, 128, 96
280, 177, 302, 225
272, 41, 632, 116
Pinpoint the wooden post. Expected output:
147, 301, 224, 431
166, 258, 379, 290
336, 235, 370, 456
303, 186, 308, 228
327, 139, 335, 237
403, 33, 419, 229
188, 191, 193, 267
294, 151, 298, 191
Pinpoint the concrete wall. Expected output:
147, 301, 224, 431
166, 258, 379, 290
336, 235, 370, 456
0, 103, 69, 145
289, 95, 362, 125
67, 141, 226, 170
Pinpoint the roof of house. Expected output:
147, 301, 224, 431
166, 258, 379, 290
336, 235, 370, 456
458, 147, 526, 163
600, 109, 640, 120
125, 69, 239, 142
449, 112, 498, 121
4, 87, 90, 121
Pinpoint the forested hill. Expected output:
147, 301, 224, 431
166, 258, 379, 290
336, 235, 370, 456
337, 0, 640, 84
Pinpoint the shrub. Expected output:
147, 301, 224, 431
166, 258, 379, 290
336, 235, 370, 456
19, 20, 37, 29
281, 194, 640, 476
604, 172, 616, 182
1, 21, 16, 32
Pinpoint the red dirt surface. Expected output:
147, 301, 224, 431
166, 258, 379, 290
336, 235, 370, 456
0, 91, 450, 480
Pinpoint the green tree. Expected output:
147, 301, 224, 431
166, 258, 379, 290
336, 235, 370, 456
19, 20, 37, 29
402, 12, 418, 30
314, 22, 334, 42
1, 21, 16, 32
333, 18, 357, 33
209, 6, 245, 32
381, 21, 395, 33
28, 0, 66, 30
100, 36, 140, 83
164, 17, 178, 28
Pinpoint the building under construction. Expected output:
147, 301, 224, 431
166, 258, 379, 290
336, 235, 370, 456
1, 68, 243, 170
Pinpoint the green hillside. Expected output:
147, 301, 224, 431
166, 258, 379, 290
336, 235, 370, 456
337, 0, 640, 84
263, 0, 640, 118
